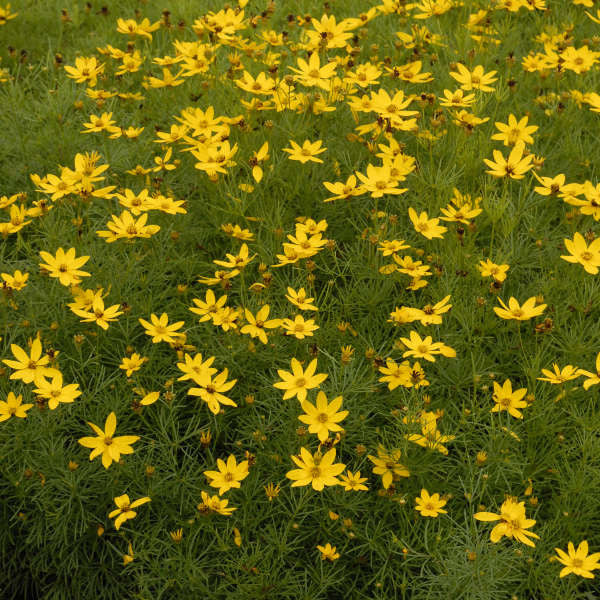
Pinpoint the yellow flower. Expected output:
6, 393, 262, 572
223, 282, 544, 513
0, 392, 33, 422
298, 391, 348, 442
288, 53, 337, 89
241, 305, 281, 344
491, 379, 528, 418
474, 498, 539, 547
282, 315, 319, 340
450, 63, 498, 92
339, 470, 368, 491
555, 541, 600, 578
415, 489, 447, 517
561, 232, 600, 275
493, 296, 546, 320
483, 142, 534, 179
368, 446, 410, 488
197, 491, 236, 516
109, 494, 151, 530
203, 455, 249, 495
316, 543, 340, 561
138, 313, 184, 344
579, 352, 600, 390
78, 412, 139, 469
188, 368, 237, 414
478, 259, 509, 282
39, 247, 90, 287
408, 208, 447, 239
282, 139, 327, 164
285, 287, 318, 311
491, 114, 538, 146
119, 353, 148, 377
2, 337, 60, 385
33, 372, 82, 410
537, 364, 582, 384
273, 358, 328, 402
286, 447, 346, 491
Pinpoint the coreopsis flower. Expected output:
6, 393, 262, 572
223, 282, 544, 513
78, 412, 139, 469
282, 139, 327, 164
0, 392, 33, 422
399, 331, 456, 362
109, 494, 151, 530
478, 259, 509, 282
554, 541, 600, 578
322, 175, 364, 202
408, 208, 448, 239
119, 353, 148, 377
64, 56, 104, 86
483, 142, 534, 179
241, 305, 282, 344
197, 491, 236, 516
579, 353, 600, 390
493, 296, 546, 320
138, 313, 185, 344
264, 482, 281, 501
450, 63, 498, 92
288, 53, 337, 89
317, 543, 340, 561
203, 455, 249, 495
105, 209, 160, 241
404, 411, 455, 455
273, 358, 328, 402
368, 446, 410, 488
1, 270, 29, 290
415, 489, 448, 517
249, 142, 269, 182
39, 247, 90, 287
378, 240, 410, 256
116, 17, 160, 40
474, 498, 540, 547
491, 114, 538, 146
81, 112, 117, 134
339, 470, 368, 491
286, 447, 346, 491
71, 296, 123, 330
187, 368, 237, 414
355, 164, 408, 198
491, 379, 528, 418
176, 352, 217, 385
214, 243, 256, 270
560, 232, 600, 274
537, 364, 582, 384
2, 338, 60, 384
282, 315, 319, 339
438, 88, 475, 108
235, 71, 276, 94
189, 290, 228, 323
33, 372, 82, 410
285, 287, 318, 311
298, 391, 348, 442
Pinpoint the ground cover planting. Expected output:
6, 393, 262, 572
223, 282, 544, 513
2, 0, 600, 598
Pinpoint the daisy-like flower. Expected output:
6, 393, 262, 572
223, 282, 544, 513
438, 88, 475, 108
1, 270, 29, 290
282, 139, 327, 164
288, 52, 337, 89
71, 296, 123, 330
33, 372, 82, 410
404, 411, 455, 455
450, 63, 498, 92
203, 455, 249, 495
176, 352, 217, 385
214, 243, 256, 270
560, 232, 600, 275
39, 247, 90, 287
339, 470, 369, 491
2, 338, 60, 385
0, 392, 33, 422
189, 290, 228, 323
368, 445, 410, 489
415, 489, 448, 517
478, 259, 510, 282
355, 164, 408, 198
285, 287, 318, 311
483, 142, 534, 180
408, 208, 448, 239
579, 352, 600, 390
399, 331, 456, 362
109, 494, 151, 530
474, 498, 540, 547
298, 391, 348, 442
554, 541, 600, 579
273, 358, 328, 402
491, 114, 538, 146
317, 543, 340, 561
537, 364, 582, 384
188, 368, 237, 415
119, 353, 148, 377
286, 447, 346, 491
282, 315, 319, 339
491, 379, 528, 418
241, 305, 282, 344
323, 175, 365, 202
138, 313, 185, 344
197, 491, 236, 516
78, 412, 139, 469
493, 296, 546, 320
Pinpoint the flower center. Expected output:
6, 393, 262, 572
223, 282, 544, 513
317, 413, 329, 423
